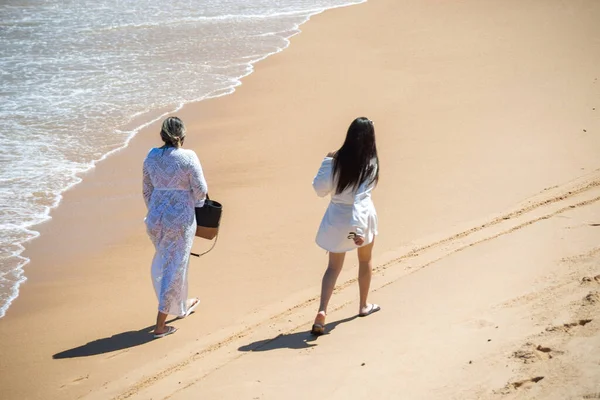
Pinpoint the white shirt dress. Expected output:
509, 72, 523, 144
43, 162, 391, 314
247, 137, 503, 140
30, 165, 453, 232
313, 157, 378, 253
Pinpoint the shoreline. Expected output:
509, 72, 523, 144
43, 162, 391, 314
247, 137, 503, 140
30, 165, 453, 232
0, 0, 367, 319
1, 0, 599, 398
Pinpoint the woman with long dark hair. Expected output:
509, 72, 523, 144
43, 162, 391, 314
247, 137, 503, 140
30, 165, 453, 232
311, 117, 380, 336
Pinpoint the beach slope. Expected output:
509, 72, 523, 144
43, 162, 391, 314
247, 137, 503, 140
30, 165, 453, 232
1, 0, 599, 399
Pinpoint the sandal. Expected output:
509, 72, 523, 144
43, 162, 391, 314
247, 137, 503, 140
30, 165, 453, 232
311, 323, 325, 336
359, 304, 381, 317
153, 325, 177, 339
311, 311, 327, 336
178, 298, 200, 319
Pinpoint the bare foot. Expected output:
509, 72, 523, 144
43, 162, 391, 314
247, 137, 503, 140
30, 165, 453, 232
314, 311, 326, 326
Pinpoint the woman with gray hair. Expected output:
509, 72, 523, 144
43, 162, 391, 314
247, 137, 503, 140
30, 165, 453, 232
143, 116, 207, 338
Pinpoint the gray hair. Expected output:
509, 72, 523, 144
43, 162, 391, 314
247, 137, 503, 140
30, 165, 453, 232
160, 116, 186, 147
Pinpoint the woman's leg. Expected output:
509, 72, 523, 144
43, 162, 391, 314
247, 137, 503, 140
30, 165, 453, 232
314, 252, 346, 326
357, 240, 375, 313
154, 311, 169, 334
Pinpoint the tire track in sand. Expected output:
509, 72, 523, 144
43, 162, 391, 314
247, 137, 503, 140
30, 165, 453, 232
87, 172, 600, 400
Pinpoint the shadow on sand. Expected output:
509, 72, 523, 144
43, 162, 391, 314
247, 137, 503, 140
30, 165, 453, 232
54, 315, 359, 359
52, 318, 178, 359
238, 315, 358, 352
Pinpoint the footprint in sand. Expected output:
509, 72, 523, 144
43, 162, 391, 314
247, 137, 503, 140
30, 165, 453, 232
513, 343, 561, 364
546, 319, 593, 333
59, 375, 89, 389
583, 291, 600, 305
581, 275, 600, 284
495, 376, 545, 395
511, 376, 544, 390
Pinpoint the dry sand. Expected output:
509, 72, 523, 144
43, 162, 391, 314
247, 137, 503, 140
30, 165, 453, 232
1, 0, 599, 399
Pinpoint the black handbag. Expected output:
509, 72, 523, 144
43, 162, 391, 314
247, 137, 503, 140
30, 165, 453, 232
194, 195, 222, 239
191, 195, 222, 258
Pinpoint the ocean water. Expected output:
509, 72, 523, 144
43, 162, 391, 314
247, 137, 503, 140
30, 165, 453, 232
0, 0, 365, 318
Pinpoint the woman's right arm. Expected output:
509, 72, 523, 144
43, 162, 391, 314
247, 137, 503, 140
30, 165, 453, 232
142, 159, 153, 209
312, 156, 334, 197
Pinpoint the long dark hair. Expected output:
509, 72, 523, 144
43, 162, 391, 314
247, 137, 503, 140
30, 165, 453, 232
332, 117, 379, 194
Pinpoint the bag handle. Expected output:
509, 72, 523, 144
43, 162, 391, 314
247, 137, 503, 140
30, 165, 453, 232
190, 192, 217, 258
190, 233, 218, 258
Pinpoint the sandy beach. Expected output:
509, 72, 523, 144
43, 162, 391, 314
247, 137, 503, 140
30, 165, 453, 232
1, 0, 599, 399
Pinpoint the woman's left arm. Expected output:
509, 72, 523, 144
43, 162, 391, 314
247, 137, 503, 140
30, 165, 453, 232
188, 151, 208, 204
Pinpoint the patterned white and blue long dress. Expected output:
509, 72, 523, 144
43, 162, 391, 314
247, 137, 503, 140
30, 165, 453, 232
143, 147, 207, 317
